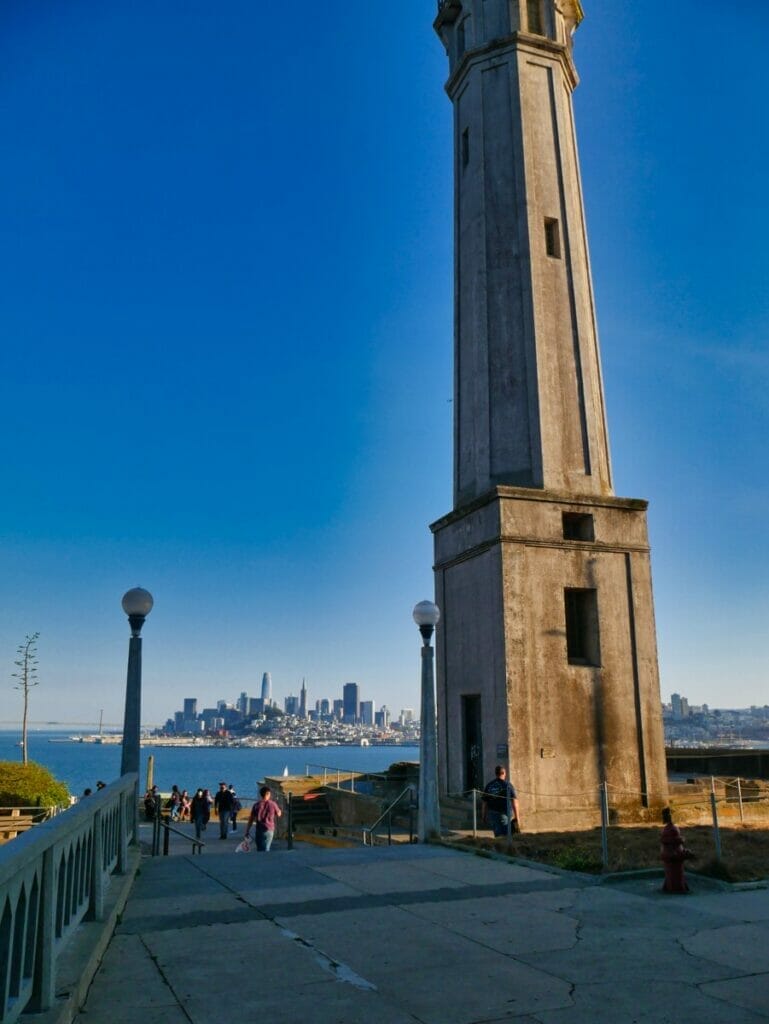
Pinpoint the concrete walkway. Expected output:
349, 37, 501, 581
75, 842, 769, 1024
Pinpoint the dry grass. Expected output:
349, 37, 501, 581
450, 823, 769, 882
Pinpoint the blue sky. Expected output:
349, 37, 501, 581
0, 1, 766, 726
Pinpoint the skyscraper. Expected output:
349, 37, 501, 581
260, 672, 272, 705
183, 698, 197, 719
360, 700, 374, 726
300, 678, 307, 719
343, 682, 359, 725
431, 0, 667, 824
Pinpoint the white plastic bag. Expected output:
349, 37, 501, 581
235, 836, 252, 854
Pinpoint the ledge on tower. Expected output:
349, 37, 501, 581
435, 0, 462, 28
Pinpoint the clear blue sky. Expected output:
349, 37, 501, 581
1, 1, 766, 727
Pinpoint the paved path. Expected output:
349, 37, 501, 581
75, 843, 769, 1024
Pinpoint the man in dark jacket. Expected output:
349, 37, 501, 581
214, 781, 235, 839
481, 765, 521, 837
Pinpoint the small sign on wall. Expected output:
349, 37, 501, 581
496, 744, 508, 758
541, 746, 556, 759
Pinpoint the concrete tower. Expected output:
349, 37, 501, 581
432, 0, 667, 826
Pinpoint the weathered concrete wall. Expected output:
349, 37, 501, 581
437, 3, 611, 506
433, 488, 669, 826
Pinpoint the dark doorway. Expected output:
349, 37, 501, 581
462, 695, 483, 792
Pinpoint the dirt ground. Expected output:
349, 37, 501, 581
450, 823, 769, 882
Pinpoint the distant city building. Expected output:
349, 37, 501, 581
343, 682, 359, 724
320, 698, 330, 716
300, 679, 308, 719
380, 705, 391, 728
183, 698, 197, 719
360, 700, 374, 726
671, 693, 683, 719
174, 711, 184, 732
333, 699, 344, 720
400, 708, 414, 726
285, 694, 299, 716
261, 672, 272, 704
248, 697, 263, 716
238, 691, 248, 714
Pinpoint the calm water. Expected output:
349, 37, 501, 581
0, 730, 419, 801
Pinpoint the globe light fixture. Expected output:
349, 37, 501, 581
122, 587, 154, 636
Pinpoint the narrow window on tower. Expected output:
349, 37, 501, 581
457, 17, 467, 58
527, 0, 544, 35
461, 128, 470, 170
545, 217, 561, 258
564, 588, 601, 666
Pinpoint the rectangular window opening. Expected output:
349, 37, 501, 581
564, 588, 601, 667
545, 217, 561, 258
527, 0, 544, 35
461, 128, 470, 169
457, 17, 467, 58
562, 512, 595, 542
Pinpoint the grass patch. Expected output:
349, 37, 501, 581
450, 824, 769, 882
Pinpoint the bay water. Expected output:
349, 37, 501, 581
0, 730, 419, 802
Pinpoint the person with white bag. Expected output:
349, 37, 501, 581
244, 785, 283, 852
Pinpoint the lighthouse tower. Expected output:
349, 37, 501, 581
432, 0, 667, 825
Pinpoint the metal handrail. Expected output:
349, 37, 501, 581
363, 786, 415, 846
304, 763, 389, 793
153, 816, 205, 856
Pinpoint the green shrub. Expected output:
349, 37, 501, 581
549, 846, 603, 874
0, 760, 70, 808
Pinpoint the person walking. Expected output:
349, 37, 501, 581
481, 765, 521, 837
214, 781, 235, 840
168, 784, 182, 822
191, 788, 210, 839
228, 785, 241, 833
244, 785, 282, 852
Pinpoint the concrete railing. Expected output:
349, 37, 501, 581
0, 773, 138, 1024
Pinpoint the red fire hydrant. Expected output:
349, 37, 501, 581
660, 807, 694, 893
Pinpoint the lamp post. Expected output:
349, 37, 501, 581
413, 600, 441, 842
120, 587, 153, 779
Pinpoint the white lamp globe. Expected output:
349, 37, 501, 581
412, 601, 440, 628
122, 588, 154, 618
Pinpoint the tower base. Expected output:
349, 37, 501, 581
432, 486, 668, 830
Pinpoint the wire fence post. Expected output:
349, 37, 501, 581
736, 777, 744, 823
506, 786, 513, 854
600, 781, 609, 870
287, 792, 294, 850
351, 772, 355, 794
710, 776, 722, 860
152, 801, 161, 856
472, 789, 477, 838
